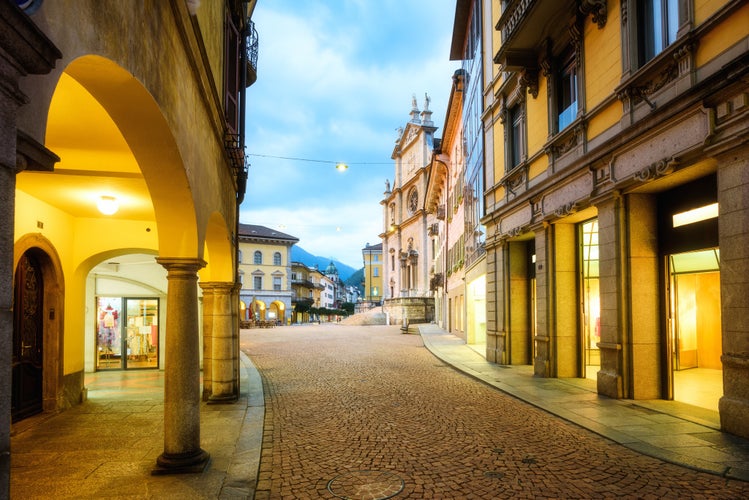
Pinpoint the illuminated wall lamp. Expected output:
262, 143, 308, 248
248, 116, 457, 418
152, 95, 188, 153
672, 202, 718, 228
97, 195, 119, 215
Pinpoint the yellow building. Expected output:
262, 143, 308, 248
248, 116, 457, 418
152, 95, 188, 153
2, 0, 257, 480
291, 262, 324, 323
238, 224, 298, 325
482, 0, 749, 437
362, 242, 383, 303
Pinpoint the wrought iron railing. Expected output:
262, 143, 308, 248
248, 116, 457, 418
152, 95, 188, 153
246, 19, 258, 74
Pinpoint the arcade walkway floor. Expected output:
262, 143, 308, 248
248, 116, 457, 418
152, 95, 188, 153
9, 323, 749, 499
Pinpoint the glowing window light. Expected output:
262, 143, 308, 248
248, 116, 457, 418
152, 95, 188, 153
672, 203, 718, 228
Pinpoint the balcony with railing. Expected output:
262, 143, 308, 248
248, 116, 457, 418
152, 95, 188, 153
494, 0, 606, 70
245, 19, 258, 87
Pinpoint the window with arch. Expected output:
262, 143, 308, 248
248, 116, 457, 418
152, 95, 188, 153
254, 250, 262, 264
273, 252, 282, 266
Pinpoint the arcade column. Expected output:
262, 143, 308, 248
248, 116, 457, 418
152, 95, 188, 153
153, 258, 209, 474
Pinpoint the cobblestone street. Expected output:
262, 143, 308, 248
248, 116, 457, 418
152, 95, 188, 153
243, 324, 749, 499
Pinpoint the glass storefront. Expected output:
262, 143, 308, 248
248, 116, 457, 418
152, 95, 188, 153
580, 219, 600, 379
96, 297, 159, 370
669, 249, 721, 370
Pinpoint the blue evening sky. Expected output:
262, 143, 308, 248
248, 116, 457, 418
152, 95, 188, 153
241, 1, 460, 269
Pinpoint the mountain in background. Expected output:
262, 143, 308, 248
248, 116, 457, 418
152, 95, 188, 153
345, 268, 365, 295
291, 246, 359, 282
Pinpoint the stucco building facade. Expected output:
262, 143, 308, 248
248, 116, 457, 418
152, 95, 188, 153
1, 0, 256, 485
238, 223, 297, 325
480, 0, 749, 438
381, 96, 438, 325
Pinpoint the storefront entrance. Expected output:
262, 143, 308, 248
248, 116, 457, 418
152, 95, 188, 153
659, 173, 721, 410
668, 249, 722, 409
96, 297, 159, 370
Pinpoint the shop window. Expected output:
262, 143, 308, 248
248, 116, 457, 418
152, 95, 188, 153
254, 251, 262, 264
274, 252, 282, 265
637, 0, 679, 66
580, 219, 600, 379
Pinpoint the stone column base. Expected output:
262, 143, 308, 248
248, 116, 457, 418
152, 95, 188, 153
152, 448, 210, 475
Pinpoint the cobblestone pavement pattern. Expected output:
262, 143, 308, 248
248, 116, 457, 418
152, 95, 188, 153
244, 324, 749, 499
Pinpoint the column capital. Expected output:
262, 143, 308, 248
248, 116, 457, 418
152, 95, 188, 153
199, 281, 237, 293
156, 257, 206, 275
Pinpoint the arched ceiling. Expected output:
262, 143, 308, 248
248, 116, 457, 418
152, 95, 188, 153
16, 71, 155, 220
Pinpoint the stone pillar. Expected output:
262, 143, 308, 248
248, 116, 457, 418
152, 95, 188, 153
533, 226, 551, 377
596, 196, 627, 398
717, 151, 749, 439
551, 223, 578, 378
0, 4, 61, 493
200, 285, 213, 401
485, 244, 500, 363
626, 194, 660, 399
231, 283, 241, 396
0, 109, 16, 497
153, 258, 209, 474
201, 282, 238, 403
495, 241, 509, 365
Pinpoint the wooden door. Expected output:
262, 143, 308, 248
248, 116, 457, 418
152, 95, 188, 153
12, 252, 44, 422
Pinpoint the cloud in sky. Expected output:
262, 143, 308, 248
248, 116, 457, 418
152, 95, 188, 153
242, 0, 460, 268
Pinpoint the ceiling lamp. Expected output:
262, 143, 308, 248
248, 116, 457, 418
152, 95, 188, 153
97, 195, 119, 215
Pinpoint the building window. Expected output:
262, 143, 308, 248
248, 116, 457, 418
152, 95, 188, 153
254, 251, 262, 264
408, 188, 419, 214
273, 252, 282, 265
508, 103, 524, 170
374, 254, 379, 262
253, 276, 262, 290
637, 0, 679, 66
391, 255, 395, 271
238, 250, 243, 263
373, 267, 379, 277
223, 10, 240, 133
556, 48, 578, 132
273, 277, 282, 291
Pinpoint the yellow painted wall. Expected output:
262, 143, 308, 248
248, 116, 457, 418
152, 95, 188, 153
584, 0, 622, 111
695, 0, 731, 24
238, 240, 289, 292
528, 156, 548, 182
492, 113, 505, 182
695, 2, 749, 68
587, 101, 621, 141
15, 190, 162, 375
526, 77, 548, 157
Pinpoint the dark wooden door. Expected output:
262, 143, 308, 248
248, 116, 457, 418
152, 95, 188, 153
12, 252, 44, 422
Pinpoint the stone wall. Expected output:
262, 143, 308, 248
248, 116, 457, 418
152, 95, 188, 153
383, 297, 435, 326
